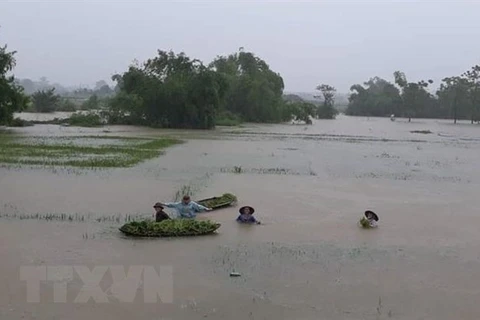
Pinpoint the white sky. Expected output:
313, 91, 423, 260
1, 0, 480, 92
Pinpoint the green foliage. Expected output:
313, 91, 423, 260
359, 217, 371, 228
317, 104, 338, 119
110, 50, 227, 129
285, 101, 316, 124
67, 112, 103, 127
315, 84, 338, 119
436, 77, 470, 123
197, 193, 238, 208
0, 43, 28, 125
461, 65, 480, 123
210, 49, 286, 123
56, 98, 77, 112
347, 77, 402, 117
31, 88, 60, 113
215, 110, 243, 126
80, 94, 99, 110
394, 72, 435, 122
119, 219, 221, 237
347, 72, 437, 121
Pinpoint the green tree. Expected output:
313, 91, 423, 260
81, 94, 99, 110
346, 77, 402, 117
394, 71, 434, 122
210, 49, 286, 123
285, 101, 316, 124
315, 84, 337, 119
111, 50, 227, 129
31, 88, 60, 113
462, 65, 480, 123
0, 44, 28, 124
437, 76, 470, 123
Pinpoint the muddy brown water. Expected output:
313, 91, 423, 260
2, 115, 480, 319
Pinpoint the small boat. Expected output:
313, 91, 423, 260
119, 219, 221, 237
196, 193, 237, 211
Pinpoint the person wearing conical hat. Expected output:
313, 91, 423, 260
236, 206, 260, 224
362, 210, 379, 228
153, 202, 170, 222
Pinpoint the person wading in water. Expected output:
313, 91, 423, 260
153, 202, 170, 222
158, 195, 212, 219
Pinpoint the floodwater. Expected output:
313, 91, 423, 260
1, 115, 480, 319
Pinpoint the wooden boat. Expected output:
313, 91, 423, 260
196, 193, 237, 210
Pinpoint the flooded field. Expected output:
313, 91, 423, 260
1, 115, 480, 319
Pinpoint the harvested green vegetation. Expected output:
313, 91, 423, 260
119, 219, 221, 237
0, 134, 181, 168
359, 217, 374, 229
197, 193, 237, 209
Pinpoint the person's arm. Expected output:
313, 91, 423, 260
162, 202, 179, 208
192, 201, 212, 212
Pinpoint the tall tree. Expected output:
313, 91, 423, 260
462, 65, 480, 123
31, 88, 60, 113
347, 77, 401, 116
437, 76, 470, 124
394, 71, 434, 122
210, 50, 286, 123
315, 84, 337, 119
0, 43, 28, 124
111, 50, 227, 129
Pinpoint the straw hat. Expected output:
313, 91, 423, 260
239, 206, 255, 214
364, 210, 379, 221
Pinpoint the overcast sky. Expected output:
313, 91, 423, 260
1, 0, 480, 92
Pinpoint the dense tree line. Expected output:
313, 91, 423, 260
1, 38, 336, 127
108, 49, 334, 128
346, 66, 480, 123
0, 44, 28, 125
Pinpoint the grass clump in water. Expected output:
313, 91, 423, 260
0, 133, 182, 168
119, 219, 221, 237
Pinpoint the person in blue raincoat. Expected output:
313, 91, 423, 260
159, 195, 212, 219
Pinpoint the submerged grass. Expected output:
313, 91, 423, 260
0, 212, 146, 223
0, 133, 182, 168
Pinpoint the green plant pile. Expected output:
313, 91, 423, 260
359, 217, 372, 228
197, 193, 237, 208
119, 219, 221, 237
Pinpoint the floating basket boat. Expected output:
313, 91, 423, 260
119, 219, 221, 237
196, 193, 237, 210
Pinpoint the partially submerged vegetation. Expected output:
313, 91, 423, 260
0, 133, 181, 168
411, 130, 433, 134
0, 212, 145, 223
8, 111, 103, 128
119, 219, 221, 237
197, 193, 237, 209
346, 66, 480, 123
67, 112, 103, 127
